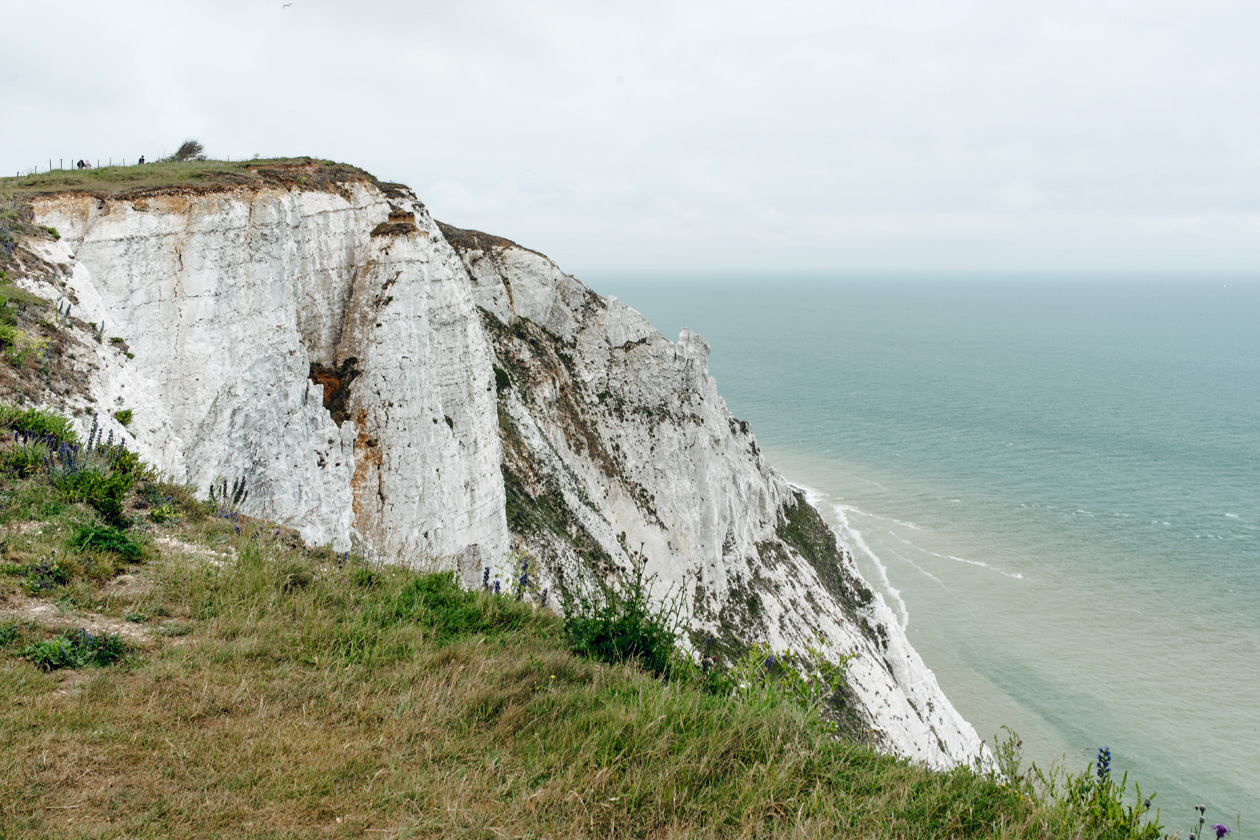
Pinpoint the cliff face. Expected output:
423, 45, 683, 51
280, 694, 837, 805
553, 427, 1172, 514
27, 182, 505, 570
18, 174, 984, 767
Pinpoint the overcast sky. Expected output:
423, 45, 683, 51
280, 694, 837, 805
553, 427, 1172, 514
5, 0, 1259, 274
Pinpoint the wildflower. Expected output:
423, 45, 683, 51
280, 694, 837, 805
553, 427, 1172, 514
540, 587, 549, 608
1095, 746, 1111, 781
482, 567, 490, 591
493, 580, 500, 595
1212, 825, 1231, 838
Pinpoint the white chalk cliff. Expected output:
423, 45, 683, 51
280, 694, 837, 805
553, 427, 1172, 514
16, 162, 985, 767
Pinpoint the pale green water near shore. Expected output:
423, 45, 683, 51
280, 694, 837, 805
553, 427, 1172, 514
587, 272, 1259, 831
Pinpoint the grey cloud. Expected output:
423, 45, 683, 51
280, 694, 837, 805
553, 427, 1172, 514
4, 0, 1258, 272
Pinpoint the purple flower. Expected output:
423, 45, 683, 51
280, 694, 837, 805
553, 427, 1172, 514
1213, 825, 1231, 838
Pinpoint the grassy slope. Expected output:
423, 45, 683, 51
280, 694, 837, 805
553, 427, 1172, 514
0, 466, 1035, 839
0, 432, 1172, 839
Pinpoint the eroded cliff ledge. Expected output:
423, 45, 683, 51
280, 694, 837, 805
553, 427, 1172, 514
10, 166, 984, 767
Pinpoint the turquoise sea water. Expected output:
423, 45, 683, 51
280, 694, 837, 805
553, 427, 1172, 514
585, 272, 1259, 832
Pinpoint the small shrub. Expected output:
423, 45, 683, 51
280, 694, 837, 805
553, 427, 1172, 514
44, 226, 60, 241
124, 609, 148, 623
19, 635, 77, 670
114, 409, 133, 427
49, 419, 145, 525
0, 621, 20, 647
719, 638, 854, 727
148, 502, 178, 523
170, 139, 205, 162
2, 440, 50, 478
56, 468, 134, 525
493, 364, 511, 393
19, 558, 70, 593
560, 546, 687, 679
18, 629, 127, 671
0, 403, 77, 444
208, 475, 249, 512
141, 481, 203, 520
69, 523, 143, 563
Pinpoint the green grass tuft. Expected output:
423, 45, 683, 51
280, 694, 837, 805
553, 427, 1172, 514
68, 523, 144, 563
0, 403, 77, 444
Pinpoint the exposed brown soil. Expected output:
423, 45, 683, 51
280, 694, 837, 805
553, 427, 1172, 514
436, 221, 546, 259
370, 209, 419, 238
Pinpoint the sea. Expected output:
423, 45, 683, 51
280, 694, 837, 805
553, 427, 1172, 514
584, 271, 1259, 833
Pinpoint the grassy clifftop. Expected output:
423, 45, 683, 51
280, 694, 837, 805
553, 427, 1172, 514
0, 157, 399, 201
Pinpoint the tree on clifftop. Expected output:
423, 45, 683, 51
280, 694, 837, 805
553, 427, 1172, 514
169, 139, 205, 162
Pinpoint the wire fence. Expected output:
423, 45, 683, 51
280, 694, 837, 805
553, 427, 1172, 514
12, 155, 235, 178
14, 157, 137, 177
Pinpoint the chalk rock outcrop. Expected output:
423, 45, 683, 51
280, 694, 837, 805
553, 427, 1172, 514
18, 166, 984, 766
27, 175, 505, 567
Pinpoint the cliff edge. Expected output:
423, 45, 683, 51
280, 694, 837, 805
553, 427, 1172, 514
6, 162, 984, 766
